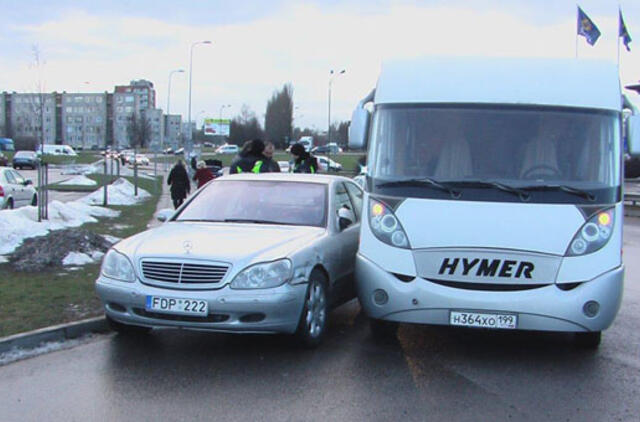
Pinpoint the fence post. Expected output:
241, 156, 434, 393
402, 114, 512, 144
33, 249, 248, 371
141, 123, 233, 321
103, 157, 108, 206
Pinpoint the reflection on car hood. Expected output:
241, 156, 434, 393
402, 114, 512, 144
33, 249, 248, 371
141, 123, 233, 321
115, 222, 325, 266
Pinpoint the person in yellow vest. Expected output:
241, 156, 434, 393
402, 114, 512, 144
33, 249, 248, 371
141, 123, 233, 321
290, 143, 318, 174
229, 139, 269, 174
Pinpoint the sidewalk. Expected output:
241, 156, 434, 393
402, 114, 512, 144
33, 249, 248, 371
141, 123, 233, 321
147, 167, 173, 229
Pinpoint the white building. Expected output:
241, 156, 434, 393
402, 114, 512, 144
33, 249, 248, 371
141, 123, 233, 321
61, 93, 108, 149
164, 114, 181, 149
9, 93, 57, 143
142, 108, 164, 150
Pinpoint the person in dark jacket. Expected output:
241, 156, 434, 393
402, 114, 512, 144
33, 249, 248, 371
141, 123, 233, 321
262, 141, 281, 173
229, 139, 269, 174
167, 159, 191, 209
289, 143, 318, 174
193, 160, 215, 188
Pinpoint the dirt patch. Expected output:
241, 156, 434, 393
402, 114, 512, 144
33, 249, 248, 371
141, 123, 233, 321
10, 229, 112, 272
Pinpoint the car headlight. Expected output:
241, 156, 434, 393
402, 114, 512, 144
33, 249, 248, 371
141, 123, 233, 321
565, 208, 614, 256
101, 249, 136, 282
368, 198, 411, 249
230, 259, 293, 289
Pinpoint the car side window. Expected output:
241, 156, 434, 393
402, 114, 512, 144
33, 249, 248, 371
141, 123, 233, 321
11, 171, 25, 185
344, 182, 364, 221
5, 171, 16, 184
335, 182, 357, 221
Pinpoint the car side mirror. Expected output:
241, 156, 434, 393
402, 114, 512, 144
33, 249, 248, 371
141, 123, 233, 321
337, 206, 355, 231
627, 115, 640, 156
24, 179, 33, 186
156, 208, 174, 222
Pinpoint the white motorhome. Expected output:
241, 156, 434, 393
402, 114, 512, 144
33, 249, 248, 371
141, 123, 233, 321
349, 57, 637, 348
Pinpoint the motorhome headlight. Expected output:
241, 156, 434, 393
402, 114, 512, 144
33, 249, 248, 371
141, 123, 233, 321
368, 198, 411, 249
566, 209, 614, 257
230, 259, 293, 289
101, 249, 136, 282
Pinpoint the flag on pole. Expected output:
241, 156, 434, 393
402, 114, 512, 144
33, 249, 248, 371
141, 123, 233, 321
620, 9, 632, 52
577, 6, 601, 46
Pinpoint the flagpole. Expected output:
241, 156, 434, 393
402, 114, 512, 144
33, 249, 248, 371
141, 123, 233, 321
575, 4, 579, 58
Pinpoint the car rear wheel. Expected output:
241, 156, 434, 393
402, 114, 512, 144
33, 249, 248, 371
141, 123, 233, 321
107, 316, 152, 335
31, 194, 38, 206
574, 331, 601, 349
5, 198, 14, 210
295, 270, 328, 347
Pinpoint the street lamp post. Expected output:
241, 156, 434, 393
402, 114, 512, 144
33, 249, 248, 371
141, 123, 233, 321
163, 69, 184, 172
328, 69, 345, 167
219, 104, 231, 141
187, 40, 212, 157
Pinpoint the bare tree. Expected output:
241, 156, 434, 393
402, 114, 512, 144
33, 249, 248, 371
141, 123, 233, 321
126, 112, 151, 196
229, 104, 263, 146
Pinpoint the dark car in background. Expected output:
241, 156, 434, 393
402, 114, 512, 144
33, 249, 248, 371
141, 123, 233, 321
12, 150, 39, 170
0, 152, 8, 167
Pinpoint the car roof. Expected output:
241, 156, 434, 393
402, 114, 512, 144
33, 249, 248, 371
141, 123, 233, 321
216, 173, 353, 185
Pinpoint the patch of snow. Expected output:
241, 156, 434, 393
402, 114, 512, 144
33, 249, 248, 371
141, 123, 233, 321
59, 175, 97, 186
62, 252, 94, 266
102, 235, 121, 245
79, 178, 151, 206
0, 201, 119, 255
0, 255, 7, 264
0, 334, 100, 367
90, 250, 105, 260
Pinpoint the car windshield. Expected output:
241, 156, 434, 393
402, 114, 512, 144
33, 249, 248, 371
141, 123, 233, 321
175, 180, 327, 227
15, 151, 34, 158
369, 105, 620, 204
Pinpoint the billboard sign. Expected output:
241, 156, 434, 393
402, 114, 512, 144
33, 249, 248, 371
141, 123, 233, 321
204, 118, 230, 136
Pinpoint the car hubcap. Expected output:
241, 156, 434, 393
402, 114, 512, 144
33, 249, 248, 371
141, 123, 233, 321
305, 281, 326, 338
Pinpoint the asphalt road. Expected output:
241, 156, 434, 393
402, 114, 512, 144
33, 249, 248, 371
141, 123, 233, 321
1, 220, 639, 421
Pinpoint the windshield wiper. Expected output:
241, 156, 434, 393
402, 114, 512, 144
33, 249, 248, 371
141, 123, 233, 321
223, 218, 286, 225
177, 219, 224, 222
376, 177, 461, 199
520, 184, 596, 201
446, 180, 531, 201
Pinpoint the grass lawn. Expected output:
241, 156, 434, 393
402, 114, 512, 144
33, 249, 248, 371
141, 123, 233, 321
0, 175, 162, 338
3, 151, 101, 166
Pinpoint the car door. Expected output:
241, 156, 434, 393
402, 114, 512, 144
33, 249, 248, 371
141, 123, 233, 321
3, 170, 20, 207
9, 170, 28, 205
332, 182, 361, 279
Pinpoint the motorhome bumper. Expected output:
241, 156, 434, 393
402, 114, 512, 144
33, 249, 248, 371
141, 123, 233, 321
356, 254, 623, 332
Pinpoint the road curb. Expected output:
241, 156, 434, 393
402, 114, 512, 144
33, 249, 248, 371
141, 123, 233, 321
0, 316, 109, 354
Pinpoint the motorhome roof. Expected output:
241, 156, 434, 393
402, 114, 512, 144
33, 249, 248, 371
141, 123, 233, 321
375, 57, 621, 111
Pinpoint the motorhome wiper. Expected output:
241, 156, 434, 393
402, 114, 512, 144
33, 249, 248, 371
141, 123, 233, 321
520, 184, 596, 201
446, 180, 531, 201
376, 177, 461, 198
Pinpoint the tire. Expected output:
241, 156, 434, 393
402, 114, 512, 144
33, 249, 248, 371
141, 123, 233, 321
295, 270, 329, 348
107, 316, 152, 335
31, 194, 38, 206
574, 331, 601, 349
369, 318, 399, 341
5, 198, 14, 210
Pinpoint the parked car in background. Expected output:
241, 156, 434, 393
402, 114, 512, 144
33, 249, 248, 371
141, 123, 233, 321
311, 144, 343, 155
316, 156, 342, 172
278, 160, 290, 173
203, 142, 214, 147
164, 147, 174, 155
0, 152, 8, 167
133, 154, 150, 166
0, 167, 37, 209
174, 147, 185, 155
37, 144, 77, 156
12, 151, 39, 170
95, 173, 364, 347
215, 144, 239, 155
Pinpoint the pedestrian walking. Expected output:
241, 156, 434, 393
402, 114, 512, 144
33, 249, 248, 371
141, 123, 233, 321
193, 160, 215, 188
167, 159, 191, 209
289, 143, 318, 173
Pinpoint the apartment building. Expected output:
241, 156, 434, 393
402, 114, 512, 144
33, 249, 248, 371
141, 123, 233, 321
143, 108, 164, 150
0, 93, 6, 137
115, 79, 156, 112
112, 91, 140, 148
8, 93, 57, 144
165, 114, 182, 149
61, 93, 108, 149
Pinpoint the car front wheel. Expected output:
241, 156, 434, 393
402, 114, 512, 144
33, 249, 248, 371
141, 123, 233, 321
296, 270, 328, 347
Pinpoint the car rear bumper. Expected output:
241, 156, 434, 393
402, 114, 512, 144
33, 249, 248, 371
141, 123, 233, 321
95, 276, 308, 334
356, 253, 623, 333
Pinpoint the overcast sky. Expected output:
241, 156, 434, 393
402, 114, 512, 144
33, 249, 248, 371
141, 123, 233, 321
1, 0, 639, 131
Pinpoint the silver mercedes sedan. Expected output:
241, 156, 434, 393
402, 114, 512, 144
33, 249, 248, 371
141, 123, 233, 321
95, 173, 364, 346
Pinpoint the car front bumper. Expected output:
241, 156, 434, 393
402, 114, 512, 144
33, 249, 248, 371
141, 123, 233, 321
356, 253, 624, 333
95, 276, 308, 334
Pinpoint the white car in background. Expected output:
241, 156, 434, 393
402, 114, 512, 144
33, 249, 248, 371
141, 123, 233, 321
215, 144, 239, 155
278, 161, 290, 173
0, 167, 37, 209
134, 155, 150, 166
316, 156, 342, 172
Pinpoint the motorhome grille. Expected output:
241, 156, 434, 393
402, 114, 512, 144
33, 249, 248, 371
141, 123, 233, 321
141, 261, 228, 284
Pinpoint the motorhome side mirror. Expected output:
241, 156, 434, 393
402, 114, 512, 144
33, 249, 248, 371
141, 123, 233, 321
156, 208, 174, 222
337, 206, 355, 231
348, 105, 370, 150
627, 115, 640, 156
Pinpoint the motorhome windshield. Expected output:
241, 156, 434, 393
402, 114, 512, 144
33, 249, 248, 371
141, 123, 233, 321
368, 105, 621, 204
